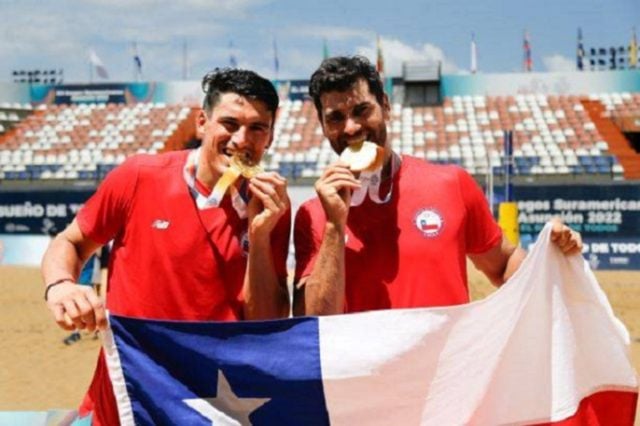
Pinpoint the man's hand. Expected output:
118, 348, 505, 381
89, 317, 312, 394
550, 218, 583, 255
247, 172, 290, 238
315, 162, 361, 228
46, 282, 106, 332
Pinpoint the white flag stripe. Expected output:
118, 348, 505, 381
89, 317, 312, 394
319, 223, 637, 425
102, 320, 135, 426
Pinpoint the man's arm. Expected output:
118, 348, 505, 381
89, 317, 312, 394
243, 172, 291, 319
292, 163, 360, 316
468, 235, 527, 285
41, 219, 107, 331
293, 221, 346, 316
470, 218, 583, 286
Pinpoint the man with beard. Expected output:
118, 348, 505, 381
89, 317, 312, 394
293, 56, 581, 315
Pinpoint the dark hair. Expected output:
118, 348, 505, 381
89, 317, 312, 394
309, 56, 385, 118
201, 68, 279, 119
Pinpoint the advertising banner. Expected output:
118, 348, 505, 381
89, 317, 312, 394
515, 184, 640, 270
441, 69, 640, 97
0, 190, 93, 235
275, 80, 311, 101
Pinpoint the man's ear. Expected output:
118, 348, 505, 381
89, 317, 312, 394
266, 127, 275, 150
382, 94, 391, 121
195, 109, 208, 139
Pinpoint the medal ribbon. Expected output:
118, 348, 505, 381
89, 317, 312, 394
350, 152, 401, 207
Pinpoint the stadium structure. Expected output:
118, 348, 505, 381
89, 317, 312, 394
0, 63, 639, 269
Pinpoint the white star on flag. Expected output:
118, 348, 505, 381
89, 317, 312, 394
184, 370, 270, 425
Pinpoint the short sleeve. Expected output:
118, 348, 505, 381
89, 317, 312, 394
293, 203, 321, 283
456, 167, 502, 254
76, 157, 139, 244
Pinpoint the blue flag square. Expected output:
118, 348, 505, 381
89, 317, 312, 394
109, 315, 329, 425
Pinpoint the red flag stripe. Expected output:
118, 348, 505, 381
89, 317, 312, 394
534, 390, 638, 426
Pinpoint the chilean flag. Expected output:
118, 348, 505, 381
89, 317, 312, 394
104, 224, 637, 425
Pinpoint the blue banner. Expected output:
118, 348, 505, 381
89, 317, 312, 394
515, 184, 640, 238
515, 184, 640, 270
0, 190, 93, 235
29, 83, 157, 105
274, 80, 311, 101
582, 238, 640, 271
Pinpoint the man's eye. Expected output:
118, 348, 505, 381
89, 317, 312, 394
354, 106, 369, 116
222, 122, 238, 131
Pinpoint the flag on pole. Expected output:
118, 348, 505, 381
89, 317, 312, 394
89, 49, 109, 79
523, 30, 533, 72
630, 27, 638, 69
132, 42, 142, 80
323, 38, 329, 60
103, 223, 638, 425
470, 32, 478, 74
577, 28, 585, 71
229, 40, 238, 68
273, 37, 279, 77
376, 34, 384, 75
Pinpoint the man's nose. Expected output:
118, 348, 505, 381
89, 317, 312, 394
344, 117, 362, 136
230, 127, 249, 148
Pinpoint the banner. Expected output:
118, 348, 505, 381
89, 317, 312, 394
28, 83, 161, 105
581, 238, 640, 271
0, 190, 93, 235
515, 184, 640, 269
441, 69, 640, 96
274, 80, 311, 101
104, 224, 637, 425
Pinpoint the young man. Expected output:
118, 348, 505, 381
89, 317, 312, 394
42, 68, 291, 424
293, 56, 581, 316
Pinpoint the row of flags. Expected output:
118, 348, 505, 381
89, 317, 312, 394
468, 31, 532, 73
88, 36, 382, 82
89, 40, 279, 82
87, 28, 638, 81
472, 27, 638, 73
230, 38, 280, 77
88, 42, 143, 82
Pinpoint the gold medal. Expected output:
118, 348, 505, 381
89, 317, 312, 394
230, 153, 263, 179
211, 152, 263, 201
340, 141, 384, 172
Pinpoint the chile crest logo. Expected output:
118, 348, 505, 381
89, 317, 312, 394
414, 208, 444, 238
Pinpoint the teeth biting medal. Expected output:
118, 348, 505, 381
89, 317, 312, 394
211, 151, 263, 200
339, 141, 384, 172
342, 141, 401, 207
230, 152, 263, 179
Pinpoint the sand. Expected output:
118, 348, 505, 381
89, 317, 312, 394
1, 264, 638, 420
